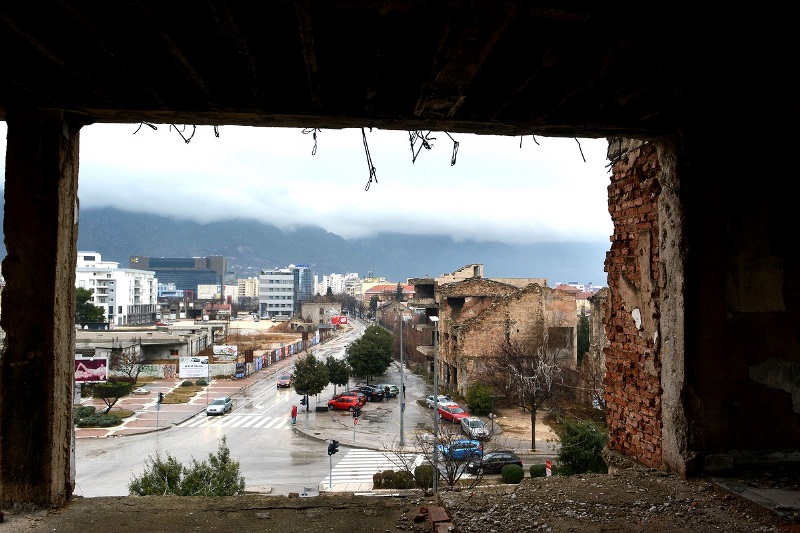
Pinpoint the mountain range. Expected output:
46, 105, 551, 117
1, 206, 609, 285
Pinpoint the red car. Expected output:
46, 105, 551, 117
327, 396, 360, 412
437, 403, 470, 423
337, 391, 367, 407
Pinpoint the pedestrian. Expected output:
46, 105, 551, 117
402, 383, 406, 398
291, 404, 297, 425
384, 386, 390, 401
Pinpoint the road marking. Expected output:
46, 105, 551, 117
321, 449, 423, 487
177, 414, 291, 430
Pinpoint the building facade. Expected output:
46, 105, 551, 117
77, 251, 158, 327
129, 255, 228, 300
258, 268, 295, 319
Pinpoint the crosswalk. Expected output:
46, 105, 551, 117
177, 414, 291, 430
321, 448, 424, 490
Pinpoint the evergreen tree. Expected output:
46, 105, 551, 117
577, 309, 590, 365
326, 355, 350, 395
346, 325, 393, 382
292, 352, 329, 411
76, 287, 105, 323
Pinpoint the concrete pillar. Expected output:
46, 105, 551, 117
0, 111, 82, 507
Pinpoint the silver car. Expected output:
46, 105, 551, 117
206, 396, 232, 416
461, 416, 490, 439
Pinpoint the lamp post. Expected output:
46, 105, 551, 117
429, 315, 439, 493
399, 311, 410, 446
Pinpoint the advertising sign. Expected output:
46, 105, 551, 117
212, 345, 238, 359
74, 355, 109, 383
180, 356, 209, 379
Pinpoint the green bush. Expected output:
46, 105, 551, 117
196, 378, 208, 386
128, 436, 245, 496
373, 469, 414, 489
529, 463, 547, 478
465, 383, 496, 416
414, 464, 434, 489
556, 419, 608, 475
76, 413, 123, 427
501, 464, 524, 484
181, 380, 195, 387
73, 405, 96, 423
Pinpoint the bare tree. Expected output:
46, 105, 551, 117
111, 344, 153, 384
483, 319, 566, 451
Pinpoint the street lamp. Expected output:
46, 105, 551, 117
398, 310, 410, 446
429, 315, 439, 493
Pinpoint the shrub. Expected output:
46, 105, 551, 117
128, 436, 245, 496
414, 464, 434, 489
73, 405, 96, 423
529, 463, 547, 478
556, 418, 608, 475
181, 380, 195, 387
465, 383, 497, 416
376, 470, 414, 489
196, 378, 208, 386
501, 464, 524, 484
76, 413, 123, 427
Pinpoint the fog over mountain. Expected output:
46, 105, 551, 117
2, 207, 609, 286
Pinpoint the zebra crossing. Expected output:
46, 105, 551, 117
321, 448, 424, 490
177, 413, 291, 430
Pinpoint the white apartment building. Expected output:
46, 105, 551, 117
238, 277, 259, 298
316, 272, 359, 296
258, 268, 295, 319
76, 251, 158, 327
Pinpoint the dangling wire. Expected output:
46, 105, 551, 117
213, 125, 220, 138
133, 122, 157, 134
302, 128, 321, 155
170, 124, 196, 144
408, 130, 436, 163
520, 135, 540, 148
445, 132, 459, 166
362, 127, 378, 191
574, 137, 586, 162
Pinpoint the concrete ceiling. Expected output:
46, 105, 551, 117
0, 3, 794, 139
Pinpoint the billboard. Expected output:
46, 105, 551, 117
74, 355, 109, 383
212, 345, 238, 360
180, 356, 209, 379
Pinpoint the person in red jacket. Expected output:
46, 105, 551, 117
291, 404, 298, 425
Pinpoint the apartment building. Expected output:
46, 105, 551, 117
76, 251, 158, 327
258, 267, 295, 319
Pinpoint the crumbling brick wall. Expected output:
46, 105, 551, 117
604, 139, 663, 469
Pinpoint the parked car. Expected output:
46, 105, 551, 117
327, 396, 360, 412
465, 450, 523, 474
437, 439, 483, 460
375, 384, 399, 397
460, 416, 490, 439
277, 374, 293, 388
206, 396, 232, 416
338, 390, 367, 406
425, 394, 453, 408
356, 385, 385, 402
154, 321, 167, 327
438, 402, 470, 423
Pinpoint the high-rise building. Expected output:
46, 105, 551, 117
257, 264, 316, 319
130, 256, 228, 300
77, 251, 158, 326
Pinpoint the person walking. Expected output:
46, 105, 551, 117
291, 404, 297, 425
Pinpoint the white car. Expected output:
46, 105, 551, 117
425, 394, 453, 409
461, 416, 490, 439
205, 396, 232, 416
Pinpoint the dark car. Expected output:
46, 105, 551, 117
356, 385, 385, 402
277, 374, 293, 388
465, 450, 523, 475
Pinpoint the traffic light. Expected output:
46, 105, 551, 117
327, 439, 339, 456
157, 392, 164, 403
300, 396, 306, 406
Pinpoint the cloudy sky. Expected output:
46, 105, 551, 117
1, 122, 612, 246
